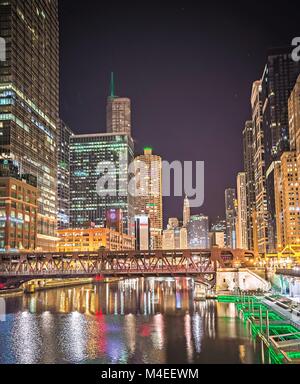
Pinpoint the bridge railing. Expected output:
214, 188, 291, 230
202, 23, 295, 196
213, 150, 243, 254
0, 264, 216, 276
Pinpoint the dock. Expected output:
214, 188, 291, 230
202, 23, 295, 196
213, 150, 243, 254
218, 294, 300, 364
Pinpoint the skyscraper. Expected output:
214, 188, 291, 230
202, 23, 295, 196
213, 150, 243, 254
288, 75, 300, 171
187, 214, 209, 249
251, 80, 268, 254
210, 216, 227, 247
106, 73, 131, 136
162, 227, 187, 250
135, 215, 150, 251
236, 172, 248, 250
225, 188, 237, 248
70, 133, 135, 236
183, 196, 190, 227
274, 152, 300, 249
261, 47, 300, 252
273, 76, 300, 250
134, 147, 163, 249
57, 120, 73, 229
243, 120, 257, 251
0, 0, 59, 251
0, 159, 38, 252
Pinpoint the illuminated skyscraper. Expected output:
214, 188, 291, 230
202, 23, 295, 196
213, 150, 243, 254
106, 208, 123, 234
274, 152, 300, 249
273, 76, 300, 249
183, 196, 190, 227
289, 75, 300, 171
162, 227, 188, 250
57, 120, 73, 229
187, 214, 209, 249
106, 73, 131, 136
134, 147, 163, 249
243, 120, 258, 251
0, 0, 59, 251
236, 173, 248, 249
225, 189, 237, 248
261, 47, 300, 252
135, 215, 150, 251
210, 216, 226, 248
70, 133, 135, 235
0, 160, 38, 252
251, 80, 268, 254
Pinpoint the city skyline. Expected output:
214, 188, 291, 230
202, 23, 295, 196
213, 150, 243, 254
2, 0, 300, 369
59, 0, 300, 222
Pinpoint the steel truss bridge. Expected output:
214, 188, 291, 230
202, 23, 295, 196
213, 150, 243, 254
266, 245, 300, 260
0, 248, 257, 289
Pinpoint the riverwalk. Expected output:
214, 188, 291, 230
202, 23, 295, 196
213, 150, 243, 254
218, 294, 300, 364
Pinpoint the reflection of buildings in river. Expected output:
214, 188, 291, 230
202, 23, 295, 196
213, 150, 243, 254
95, 310, 107, 356
184, 313, 194, 363
59, 311, 87, 363
216, 302, 238, 339
96, 278, 194, 316
40, 311, 56, 363
124, 314, 136, 356
194, 301, 216, 339
152, 313, 165, 351
192, 312, 203, 353
11, 312, 42, 364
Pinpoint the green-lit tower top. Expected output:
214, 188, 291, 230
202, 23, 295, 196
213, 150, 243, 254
110, 72, 116, 98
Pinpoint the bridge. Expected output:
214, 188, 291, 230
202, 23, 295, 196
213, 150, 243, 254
0, 247, 257, 289
266, 245, 300, 260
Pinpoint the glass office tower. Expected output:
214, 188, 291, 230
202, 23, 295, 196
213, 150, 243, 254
70, 133, 134, 236
0, 0, 59, 251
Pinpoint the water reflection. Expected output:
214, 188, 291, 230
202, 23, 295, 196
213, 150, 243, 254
0, 278, 260, 364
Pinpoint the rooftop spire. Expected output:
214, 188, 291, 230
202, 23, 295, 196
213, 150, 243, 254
110, 72, 115, 98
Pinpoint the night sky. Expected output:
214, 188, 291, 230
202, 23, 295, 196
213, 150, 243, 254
59, 0, 300, 226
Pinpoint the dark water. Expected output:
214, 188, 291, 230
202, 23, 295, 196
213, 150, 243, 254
0, 278, 261, 364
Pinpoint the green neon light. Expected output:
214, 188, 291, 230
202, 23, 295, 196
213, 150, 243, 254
229, 294, 300, 364
144, 147, 153, 152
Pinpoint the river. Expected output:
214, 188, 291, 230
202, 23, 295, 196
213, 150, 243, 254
0, 278, 262, 364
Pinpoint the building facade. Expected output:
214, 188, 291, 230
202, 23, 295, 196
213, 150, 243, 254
251, 80, 269, 254
210, 216, 227, 247
274, 152, 300, 249
105, 208, 124, 234
135, 215, 150, 251
225, 188, 237, 248
57, 227, 135, 253
288, 75, 300, 172
57, 120, 73, 229
183, 196, 190, 227
211, 232, 225, 248
134, 148, 163, 249
187, 214, 209, 249
0, 159, 38, 252
162, 227, 187, 250
106, 73, 131, 136
243, 120, 257, 251
70, 133, 135, 235
236, 172, 248, 250
261, 47, 300, 252
0, 0, 59, 251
